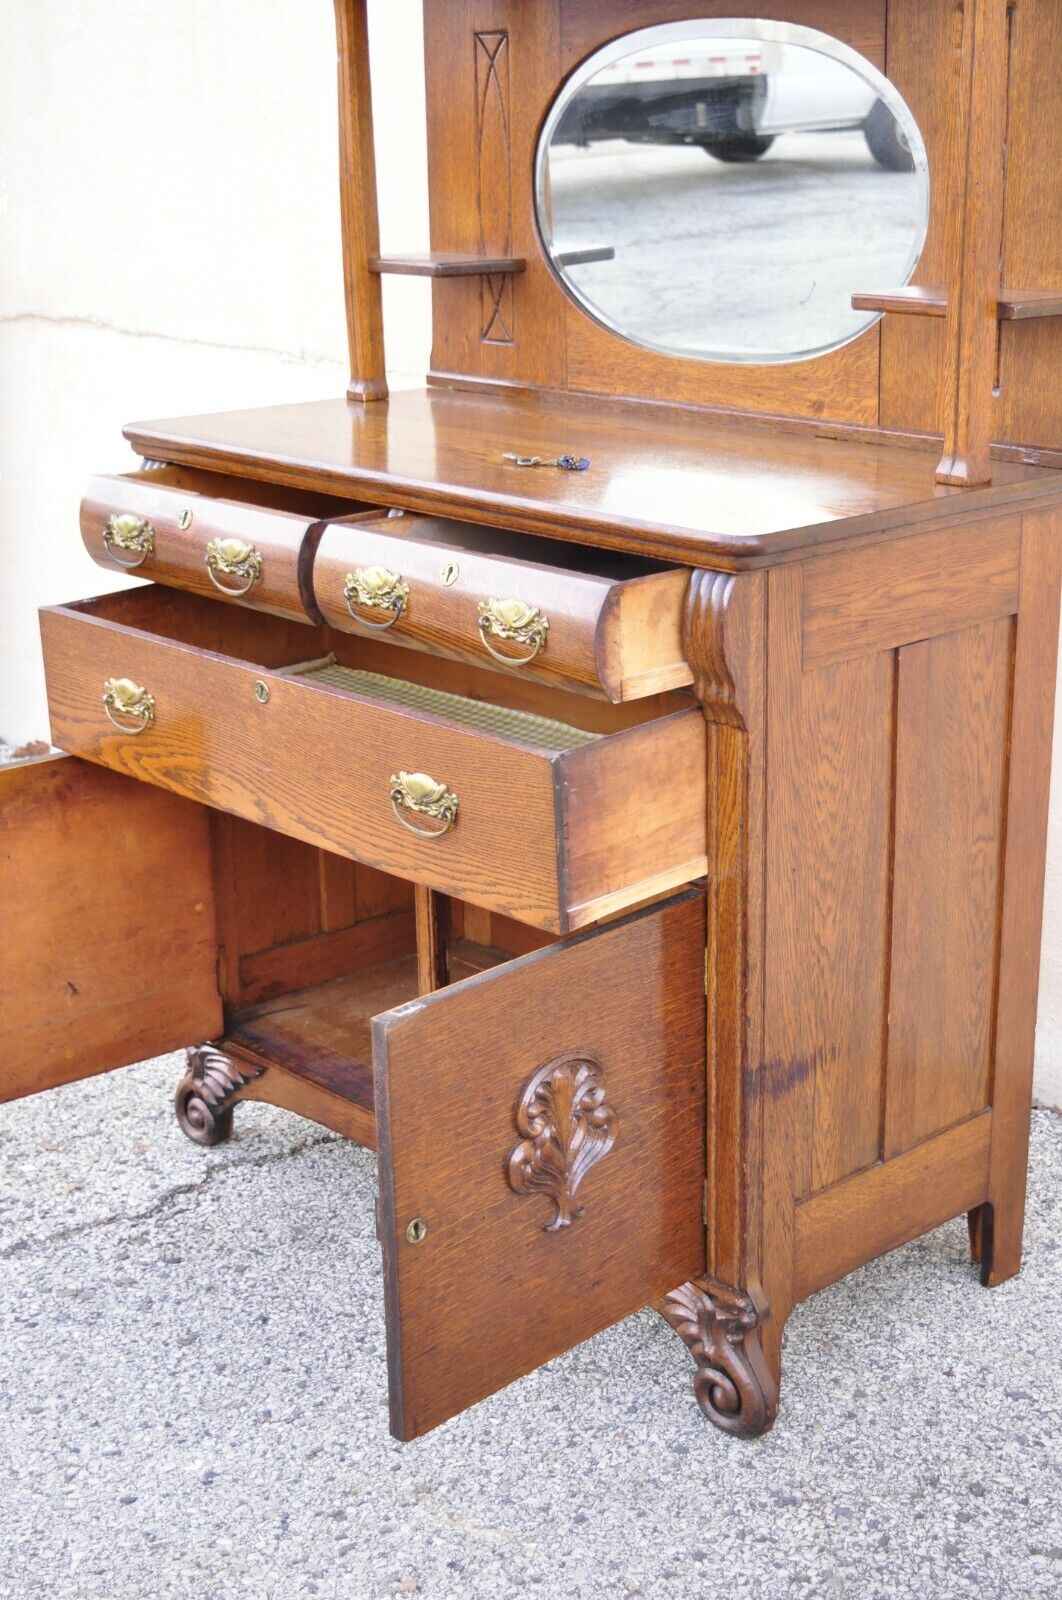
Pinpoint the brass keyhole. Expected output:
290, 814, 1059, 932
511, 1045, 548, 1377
405, 1218, 428, 1245
253, 680, 270, 704
177, 508, 194, 530
441, 561, 459, 586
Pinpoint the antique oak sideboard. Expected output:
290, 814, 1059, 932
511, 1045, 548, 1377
3, 1, 1061, 1443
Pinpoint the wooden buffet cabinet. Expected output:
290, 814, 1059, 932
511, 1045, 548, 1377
4, 0, 1062, 1443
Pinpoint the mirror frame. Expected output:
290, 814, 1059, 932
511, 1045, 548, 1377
534, 17, 932, 366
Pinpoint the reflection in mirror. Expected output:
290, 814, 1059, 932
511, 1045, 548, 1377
536, 21, 929, 364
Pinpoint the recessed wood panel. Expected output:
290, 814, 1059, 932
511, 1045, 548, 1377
884, 616, 1014, 1157
801, 517, 1020, 669
0, 755, 221, 1102
765, 568, 894, 1199
373, 891, 706, 1439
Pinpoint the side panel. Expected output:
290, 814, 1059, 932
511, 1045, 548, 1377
0, 755, 221, 1102
373, 891, 706, 1439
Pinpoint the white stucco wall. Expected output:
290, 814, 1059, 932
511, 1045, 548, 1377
1, 2, 1060, 1105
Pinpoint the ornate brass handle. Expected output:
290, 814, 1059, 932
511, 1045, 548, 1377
205, 538, 262, 596
344, 566, 410, 630
389, 771, 458, 838
477, 598, 550, 666
102, 676, 155, 734
103, 513, 155, 569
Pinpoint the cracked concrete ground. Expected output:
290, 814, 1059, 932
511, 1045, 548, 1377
0, 1056, 1059, 1600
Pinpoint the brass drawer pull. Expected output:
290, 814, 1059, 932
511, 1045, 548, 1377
344, 566, 409, 630
102, 676, 155, 734
103, 513, 155, 569
205, 538, 262, 596
389, 770, 458, 838
477, 598, 550, 666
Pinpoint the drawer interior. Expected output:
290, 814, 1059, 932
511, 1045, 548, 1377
112, 463, 369, 521
337, 508, 676, 582
60, 585, 694, 734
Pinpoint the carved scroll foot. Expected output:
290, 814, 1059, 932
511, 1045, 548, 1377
656, 1277, 779, 1439
175, 1045, 264, 1147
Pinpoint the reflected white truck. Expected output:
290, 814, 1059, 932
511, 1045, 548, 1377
552, 40, 913, 170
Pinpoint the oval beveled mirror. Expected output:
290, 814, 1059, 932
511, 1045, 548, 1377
535, 20, 930, 364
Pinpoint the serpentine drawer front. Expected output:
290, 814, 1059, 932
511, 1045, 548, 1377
80, 466, 371, 623
39, 586, 708, 934
314, 511, 693, 702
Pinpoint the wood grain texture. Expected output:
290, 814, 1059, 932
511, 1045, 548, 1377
313, 510, 690, 700
0, 755, 221, 1101
40, 588, 706, 934
369, 254, 526, 278
801, 516, 1020, 669
852, 286, 1062, 321
935, 0, 1009, 484
884, 618, 1013, 1156
766, 567, 894, 1198
333, 0, 387, 400
81, 468, 355, 624
122, 390, 1059, 574
373, 890, 706, 1439
794, 1112, 992, 1299
995, 0, 1062, 452
982, 506, 1062, 1283
559, 0, 885, 66
425, 0, 566, 388
414, 885, 451, 992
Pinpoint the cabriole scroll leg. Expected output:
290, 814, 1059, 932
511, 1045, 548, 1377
175, 1044, 264, 1147
656, 1277, 780, 1439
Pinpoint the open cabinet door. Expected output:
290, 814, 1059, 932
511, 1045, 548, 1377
0, 754, 222, 1103
373, 889, 706, 1439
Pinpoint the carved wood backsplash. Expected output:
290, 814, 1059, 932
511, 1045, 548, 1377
475, 30, 515, 343
420, 0, 1061, 455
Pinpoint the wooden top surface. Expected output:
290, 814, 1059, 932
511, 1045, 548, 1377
125, 388, 1061, 570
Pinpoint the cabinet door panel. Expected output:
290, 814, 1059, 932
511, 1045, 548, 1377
372, 890, 706, 1439
0, 755, 221, 1102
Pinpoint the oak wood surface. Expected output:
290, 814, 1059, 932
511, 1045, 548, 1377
982, 506, 1062, 1282
765, 568, 894, 1200
0, 755, 221, 1102
794, 1112, 992, 1299
369, 254, 526, 278
122, 390, 1059, 573
800, 516, 1021, 670
852, 287, 1062, 321
333, 0, 387, 400
935, 0, 1009, 485
883, 617, 1013, 1156
40, 587, 707, 934
81, 468, 363, 624
373, 890, 706, 1439
314, 509, 690, 700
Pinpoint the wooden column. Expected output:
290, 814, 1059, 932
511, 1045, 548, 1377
414, 885, 450, 994
333, 0, 388, 401
935, 0, 1009, 486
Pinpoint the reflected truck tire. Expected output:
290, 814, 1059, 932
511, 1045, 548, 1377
698, 134, 776, 163
864, 97, 914, 171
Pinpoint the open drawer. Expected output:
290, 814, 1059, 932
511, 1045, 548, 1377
217, 888, 707, 1438
40, 587, 708, 934
313, 510, 693, 701
81, 465, 372, 623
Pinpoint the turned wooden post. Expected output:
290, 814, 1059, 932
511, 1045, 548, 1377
333, 0, 388, 401
935, 0, 1009, 486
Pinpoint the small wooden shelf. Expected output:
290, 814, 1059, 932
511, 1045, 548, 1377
369, 253, 526, 277
852, 286, 1062, 321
